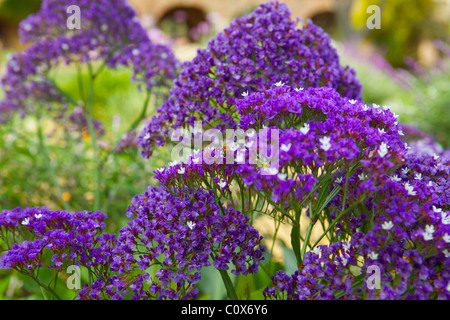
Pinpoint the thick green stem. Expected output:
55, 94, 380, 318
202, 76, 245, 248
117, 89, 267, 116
218, 268, 239, 300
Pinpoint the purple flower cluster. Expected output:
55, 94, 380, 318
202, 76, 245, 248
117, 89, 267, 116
154, 85, 406, 215
0, 0, 179, 123
72, 186, 265, 300
114, 186, 264, 299
138, 1, 363, 158
265, 229, 450, 300
0, 207, 108, 272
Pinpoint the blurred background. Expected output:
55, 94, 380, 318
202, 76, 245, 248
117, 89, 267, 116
0, 0, 449, 299
1, 0, 448, 142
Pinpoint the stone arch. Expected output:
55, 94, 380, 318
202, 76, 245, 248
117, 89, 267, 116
157, 5, 210, 42
309, 10, 338, 36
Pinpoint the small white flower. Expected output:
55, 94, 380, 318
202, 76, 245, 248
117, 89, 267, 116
23, 24, 33, 31
319, 136, 331, 151
245, 140, 254, 148
230, 143, 239, 152
169, 160, 180, 167
443, 249, 450, 258
368, 251, 378, 260
348, 99, 357, 104
192, 157, 202, 164
425, 225, 435, 234
382, 221, 394, 230
61, 43, 69, 51
266, 167, 279, 175
372, 103, 380, 109
132, 49, 140, 56
432, 205, 442, 213
382, 105, 390, 111
156, 167, 165, 173
313, 247, 322, 255
378, 142, 389, 158
100, 24, 108, 32
423, 225, 435, 241
235, 152, 245, 163
428, 181, 433, 187
404, 182, 416, 196
433, 153, 440, 160
447, 281, 450, 292
187, 221, 196, 230
21, 218, 30, 226
398, 129, 404, 136
341, 256, 348, 266
441, 212, 450, 225
378, 128, 386, 134
390, 175, 401, 182
143, 133, 151, 140
358, 173, 366, 181
299, 123, 310, 135
443, 233, 450, 244
414, 173, 423, 181
34, 213, 43, 219
362, 104, 370, 111
177, 167, 186, 174
241, 91, 249, 97
342, 242, 351, 250
401, 167, 410, 175
277, 173, 287, 181
246, 129, 256, 137
404, 142, 411, 150
392, 112, 400, 119
335, 176, 343, 184
274, 81, 285, 87
294, 87, 304, 92
218, 180, 227, 189
280, 143, 291, 152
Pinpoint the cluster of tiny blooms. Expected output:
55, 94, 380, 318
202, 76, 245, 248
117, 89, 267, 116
154, 85, 406, 218
0, 207, 108, 272
265, 223, 450, 299
0, 0, 179, 123
138, 1, 363, 158
77, 186, 264, 300
151, 83, 450, 299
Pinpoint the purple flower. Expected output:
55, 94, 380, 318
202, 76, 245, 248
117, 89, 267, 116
138, 1, 363, 158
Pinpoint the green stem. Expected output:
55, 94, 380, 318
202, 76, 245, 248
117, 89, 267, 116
86, 67, 102, 211
128, 89, 152, 131
30, 273, 62, 300
217, 268, 239, 300
311, 195, 367, 249
37, 120, 72, 211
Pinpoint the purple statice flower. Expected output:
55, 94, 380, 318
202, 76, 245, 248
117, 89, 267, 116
265, 230, 450, 300
263, 241, 360, 300
0, 0, 179, 123
138, 1, 363, 158
91, 186, 263, 300
0, 207, 108, 272
153, 86, 406, 223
